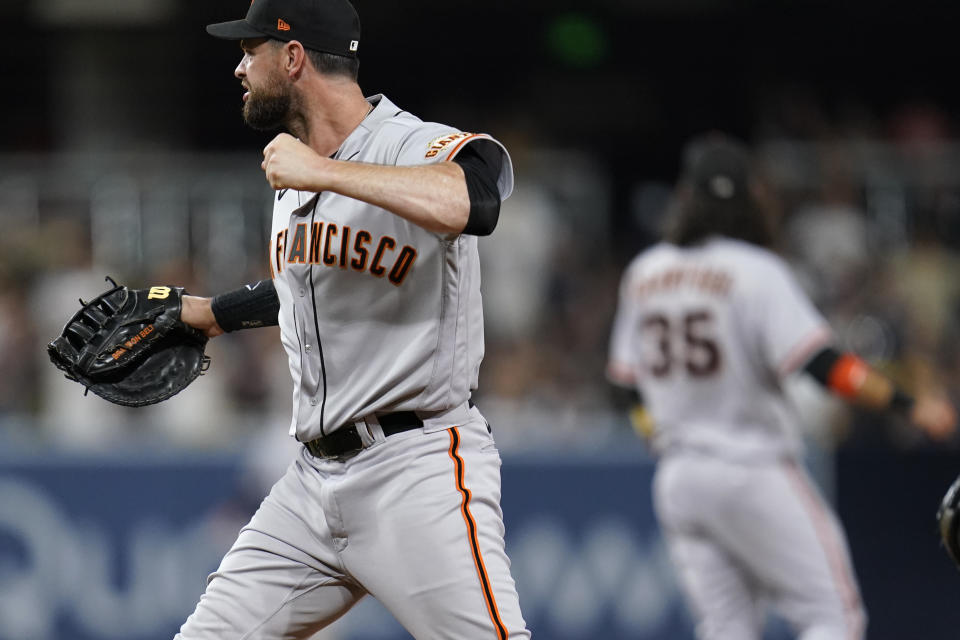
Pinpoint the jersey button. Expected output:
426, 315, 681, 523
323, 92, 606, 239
309, 398, 318, 406
305, 343, 312, 352
299, 288, 306, 297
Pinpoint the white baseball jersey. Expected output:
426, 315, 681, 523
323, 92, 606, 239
608, 237, 865, 640
269, 94, 513, 441
607, 237, 834, 461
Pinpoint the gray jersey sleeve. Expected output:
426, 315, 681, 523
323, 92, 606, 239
745, 252, 833, 377
396, 127, 514, 200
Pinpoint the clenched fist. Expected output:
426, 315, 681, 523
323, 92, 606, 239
261, 133, 330, 191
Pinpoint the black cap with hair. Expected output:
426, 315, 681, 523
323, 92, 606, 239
681, 134, 751, 203
666, 133, 775, 248
206, 0, 361, 57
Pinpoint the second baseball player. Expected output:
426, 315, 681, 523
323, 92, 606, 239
608, 134, 956, 640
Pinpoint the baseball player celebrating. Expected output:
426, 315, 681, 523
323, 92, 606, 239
174, 0, 528, 637
607, 134, 956, 640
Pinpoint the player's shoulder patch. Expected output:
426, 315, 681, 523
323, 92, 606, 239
424, 132, 487, 159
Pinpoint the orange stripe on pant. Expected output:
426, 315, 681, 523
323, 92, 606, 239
447, 427, 509, 640
783, 462, 865, 640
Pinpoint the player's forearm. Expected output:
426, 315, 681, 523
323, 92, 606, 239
181, 295, 225, 338
848, 367, 899, 411
181, 281, 282, 339
807, 348, 906, 411
320, 160, 471, 235
846, 367, 956, 439
805, 347, 957, 439
261, 133, 472, 234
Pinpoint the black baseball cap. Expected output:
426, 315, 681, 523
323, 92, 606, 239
206, 0, 361, 57
681, 134, 751, 202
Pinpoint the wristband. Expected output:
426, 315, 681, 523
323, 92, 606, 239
210, 280, 280, 332
826, 353, 869, 398
890, 389, 916, 415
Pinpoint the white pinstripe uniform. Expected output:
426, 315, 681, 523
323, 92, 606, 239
177, 95, 529, 640
608, 237, 866, 640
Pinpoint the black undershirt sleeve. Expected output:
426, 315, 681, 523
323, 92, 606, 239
210, 279, 280, 332
452, 139, 503, 236
609, 384, 643, 411
803, 346, 915, 414
804, 346, 841, 387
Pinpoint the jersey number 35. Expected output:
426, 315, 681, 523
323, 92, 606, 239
640, 309, 721, 378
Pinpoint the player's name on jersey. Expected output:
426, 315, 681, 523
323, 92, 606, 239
630, 266, 733, 299
274, 222, 418, 287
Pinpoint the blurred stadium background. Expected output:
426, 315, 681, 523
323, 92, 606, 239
2, 0, 960, 638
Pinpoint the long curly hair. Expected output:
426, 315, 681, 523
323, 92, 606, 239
664, 133, 777, 249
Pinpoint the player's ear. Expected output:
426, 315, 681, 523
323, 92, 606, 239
283, 40, 307, 78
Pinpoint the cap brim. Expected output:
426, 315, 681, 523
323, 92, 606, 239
206, 20, 269, 41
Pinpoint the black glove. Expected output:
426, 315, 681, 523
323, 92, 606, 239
47, 277, 210, 407
937, 473, 960, 569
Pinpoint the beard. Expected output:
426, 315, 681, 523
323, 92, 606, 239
242, 75, 293, 131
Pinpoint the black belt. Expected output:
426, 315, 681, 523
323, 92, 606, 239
303, 411, 423, 459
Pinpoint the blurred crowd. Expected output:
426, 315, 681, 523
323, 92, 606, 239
2, 88, 960, 455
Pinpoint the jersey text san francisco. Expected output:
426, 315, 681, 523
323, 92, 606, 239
273, 222, 418, 286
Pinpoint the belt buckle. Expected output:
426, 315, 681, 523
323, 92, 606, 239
314, 425, 365, 459
310, 442, 343, 460
306, 416, 395, 460
337, 437, 364, 458
317, 441, 342, 459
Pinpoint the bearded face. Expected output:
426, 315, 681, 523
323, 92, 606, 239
242, 70, 293, 131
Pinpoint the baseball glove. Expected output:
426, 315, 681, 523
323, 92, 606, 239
937, 473, 960, 569
47, 277, 210, 407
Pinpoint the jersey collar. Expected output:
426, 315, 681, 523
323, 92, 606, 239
333, 94, 401, 161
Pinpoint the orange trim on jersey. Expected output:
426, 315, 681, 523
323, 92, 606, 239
447, 428, 509, 640
782, 462, 865, 640
444, 133, 488, 162
777, 325, 833, 377
827, 354, 869, 398
606, 360, 638, 386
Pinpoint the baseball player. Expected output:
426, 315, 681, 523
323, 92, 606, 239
173, 0, 529, 637
606, 134, 957, 640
